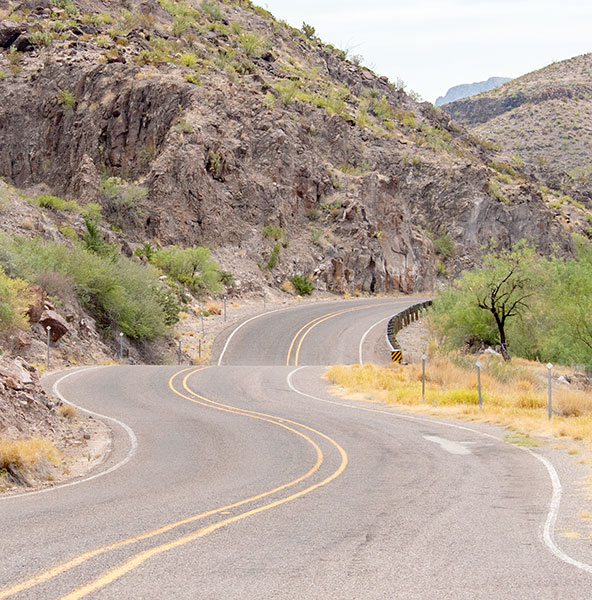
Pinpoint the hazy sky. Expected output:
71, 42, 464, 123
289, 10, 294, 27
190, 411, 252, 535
259, 0, 592, 103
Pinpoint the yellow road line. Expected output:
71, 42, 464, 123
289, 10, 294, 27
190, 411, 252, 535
0, 368, 325, 599
286, 305, 372, 367
61, 370, 348, 600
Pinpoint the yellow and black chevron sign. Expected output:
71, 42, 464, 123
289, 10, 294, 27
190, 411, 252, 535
391, 350, 402, 363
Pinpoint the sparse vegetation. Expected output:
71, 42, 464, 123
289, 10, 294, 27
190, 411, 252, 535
327, 356, 592, 443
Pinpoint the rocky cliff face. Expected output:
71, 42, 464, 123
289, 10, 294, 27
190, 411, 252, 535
0, 0, 576, 295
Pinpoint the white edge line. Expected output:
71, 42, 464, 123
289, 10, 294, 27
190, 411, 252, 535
0, 366, 138, 501
286, 366, 592, 576
358, 316, 392, 365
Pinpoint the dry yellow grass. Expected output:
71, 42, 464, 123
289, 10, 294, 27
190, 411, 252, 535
205, 301, 221, 315
326, 354, 592, 445
0, 438, 60, 483
59, 404, 77, 419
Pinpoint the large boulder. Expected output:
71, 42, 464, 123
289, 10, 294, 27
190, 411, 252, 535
39, 310, 69, 342
0, 20, 24, 48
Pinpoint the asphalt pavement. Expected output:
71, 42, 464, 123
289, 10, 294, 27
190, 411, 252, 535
1, 297, 591, 599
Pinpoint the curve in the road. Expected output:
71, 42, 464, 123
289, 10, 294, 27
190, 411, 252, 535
0, 366, 348, 600
286, 365, 592, 577
286, 304, 372, 366
0, 366, 138, 503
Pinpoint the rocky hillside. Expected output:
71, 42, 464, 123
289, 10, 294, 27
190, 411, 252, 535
443, 54, 592, 197
0, 0, 575, 299
435, 76, 511, 107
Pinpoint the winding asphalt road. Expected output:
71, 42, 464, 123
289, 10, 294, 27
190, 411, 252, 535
1, 297, 592, 599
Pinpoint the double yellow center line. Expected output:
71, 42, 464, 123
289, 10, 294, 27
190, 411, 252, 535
0, 367, 347, 599
285, 305, 371, 366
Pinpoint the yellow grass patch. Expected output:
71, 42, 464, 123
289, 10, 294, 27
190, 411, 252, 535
59, 404, 77, 419
205, 301, 221, 315
326, 355, 592, 445
0, 438, 60, 481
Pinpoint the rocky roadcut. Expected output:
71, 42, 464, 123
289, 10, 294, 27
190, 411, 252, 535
0, 357, 109, 492
0, 0, 575, 300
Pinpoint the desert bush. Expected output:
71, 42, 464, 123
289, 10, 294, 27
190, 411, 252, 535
239, 32, 266, 57
266, 243, 280, 270
431, 232, 455, 259
101, 177, 147, 228
36, 194, 82, 213
56, 90, 76, 111
262, 224, 284, 241
290, 274, 314, 295
0, 267, 31, 331
0, 234, 175, 340
431, 239, 592, 367
153, 245, 222, 296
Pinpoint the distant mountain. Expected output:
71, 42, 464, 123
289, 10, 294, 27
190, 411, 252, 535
435, 77, 512, 106
441, 54, 592, 190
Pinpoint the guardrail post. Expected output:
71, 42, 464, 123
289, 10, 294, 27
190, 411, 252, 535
476, 361, 482, 409
422, 354, 426, 403
547, 363, 553, 420
46, 326, 51, 368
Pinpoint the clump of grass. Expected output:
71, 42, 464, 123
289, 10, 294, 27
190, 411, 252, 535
205, 301, 221, 315
0, 438, 60, 485
326, 356, 592, 445
36, 194, 82, 213
59, 404, 77, 419
56, 90, 76, 111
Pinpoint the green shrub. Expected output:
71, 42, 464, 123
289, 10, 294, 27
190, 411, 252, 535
302, 22, 315, 39
179, 52, 199, 68
0, 268, 31, 331
51, 0, 78, 16
185, 73, 201, 85
56, 90, 76, 111
262, 224, 284, 241
101, 177, 147, 228
0, 234, 174, 340
36, 194, 82, 213
266, 243, 280, 270
29, 31, 53, 46
290, 274, 314, 296
432, 233, 455, 259
240, 32, 266, 57
201, 0, 222, 21
274, 80, 299, 105
153, 246, 222, 296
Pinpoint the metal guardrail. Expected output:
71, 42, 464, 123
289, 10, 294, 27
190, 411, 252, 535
386, 300, 432, 362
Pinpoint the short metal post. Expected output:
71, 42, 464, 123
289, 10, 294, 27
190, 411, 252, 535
223, 297, 227, 322
46, 326, 51, 369
421, 354, 426, 403
178, 339, 182, 366
119, 332, 123, 360
547, 363, 553, 420
476, 361, 482, 409
198, 338, 202, 362
201, 312, 205, 336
